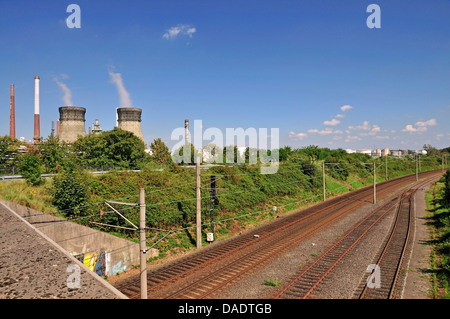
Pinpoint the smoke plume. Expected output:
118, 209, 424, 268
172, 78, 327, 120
108, 71, 133, 107
54, 76, 73, 106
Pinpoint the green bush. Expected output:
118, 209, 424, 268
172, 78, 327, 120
443, 171, 450, 207
19, 153, 44, 186
51, 165, 89, 216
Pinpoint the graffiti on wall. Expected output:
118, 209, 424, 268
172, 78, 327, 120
74, 250, 130, 277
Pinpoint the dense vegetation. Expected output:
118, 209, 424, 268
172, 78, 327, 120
427, 171, 450, 298
0, 131, 448, 261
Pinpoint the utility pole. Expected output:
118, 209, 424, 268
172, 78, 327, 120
373, 162, 376, 204
196, 156, 202, 249
385, 155, 388, 181
418, 154, 420, 173
209, 175, 219, 240
139, 188, 147, 299
322, 162, 326, 201
416, 156, 418, 181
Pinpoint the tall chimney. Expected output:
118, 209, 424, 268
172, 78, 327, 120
33, 76, 40, 144
185, 119, 190, 145
57, 120, 60, 136
10, 84, 15, 139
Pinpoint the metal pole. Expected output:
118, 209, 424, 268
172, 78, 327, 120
210, 175, 216, 237
373, 162, 376, 204
196, 156, 202, 249
416, 156, 418, 181
419, 155, 421, 173
322, 162, 326, 201
139, 188, 147, 299
385, 155, 388, 181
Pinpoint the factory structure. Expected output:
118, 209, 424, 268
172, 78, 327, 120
7, 76, 145, 145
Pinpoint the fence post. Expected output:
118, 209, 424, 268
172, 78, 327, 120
139, 188, 147, 299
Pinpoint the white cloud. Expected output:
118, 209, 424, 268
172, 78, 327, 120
323, 118, 340, 126
401, 125, 427, 133
163, 24, 196, 40
308, 128, 343, 135
349, 121, 371, 131
401, 118, 437, 133
335, 113, 345, 118
288, 131, 307, 140
340, 105, 353, 112
415, 118, 437, 127
345, 135, 361, 142
374, 135, 390, 140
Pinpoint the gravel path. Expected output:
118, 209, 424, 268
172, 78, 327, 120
214, 198, 396, 299
214, 178, 437, 299
0, 202, 126, 299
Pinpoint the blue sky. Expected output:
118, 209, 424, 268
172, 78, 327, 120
0, 0, 449, 150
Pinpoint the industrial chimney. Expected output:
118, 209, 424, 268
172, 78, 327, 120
34, 76, 40, 144
185, 119, 190, 145
58, 106, 86, 143
10, 84, 15, 139
116, 107, 144, 142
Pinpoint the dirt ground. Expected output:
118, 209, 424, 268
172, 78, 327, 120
401, 183, 434, 299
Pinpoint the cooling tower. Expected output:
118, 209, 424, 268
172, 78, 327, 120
58, 106, 86, 143
116, 107, 144, 142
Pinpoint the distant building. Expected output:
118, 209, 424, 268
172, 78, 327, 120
356, 149, 372, 155
391, 150, 402, 157
91, 119, 102, 135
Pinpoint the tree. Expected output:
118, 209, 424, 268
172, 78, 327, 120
172, 143, 200, 165
38, 134, 69, 172
72, 128, 148, 169
0, 135, 22, 168
423, 144, 440, 156
19, 153, 44, 186
149, 138, 171, 164
51, 164, 89, 216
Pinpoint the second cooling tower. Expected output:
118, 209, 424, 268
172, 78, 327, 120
117, 107, 144, 142
58, 106, 86, 143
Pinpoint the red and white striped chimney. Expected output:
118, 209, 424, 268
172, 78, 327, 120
34, 76, 40, 144
10, 84, 15, 139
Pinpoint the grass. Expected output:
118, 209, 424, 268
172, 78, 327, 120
0, 179, 56, 213
263, 279, 280, 287
425, 180, 450, 299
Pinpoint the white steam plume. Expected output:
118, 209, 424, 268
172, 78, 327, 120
108, 71, 133, 107
54, 76, 73, 106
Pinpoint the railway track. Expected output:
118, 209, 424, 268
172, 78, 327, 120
272, 175, 439, 299
114, 170, 441, 299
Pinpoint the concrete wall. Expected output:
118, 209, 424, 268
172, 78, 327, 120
0, 199, 157, 278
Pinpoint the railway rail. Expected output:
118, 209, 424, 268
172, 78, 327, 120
272, 175, 439, 299
114, 170, 441, 299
